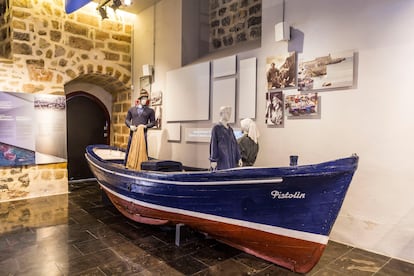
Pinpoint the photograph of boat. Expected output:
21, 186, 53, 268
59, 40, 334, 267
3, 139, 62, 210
298, 51, 355, 92
85, 144, 359, 273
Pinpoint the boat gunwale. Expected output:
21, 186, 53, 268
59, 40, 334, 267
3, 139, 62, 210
86, 145, 359, 183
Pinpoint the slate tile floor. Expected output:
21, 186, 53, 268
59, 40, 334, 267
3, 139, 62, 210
1, 181, 413, 275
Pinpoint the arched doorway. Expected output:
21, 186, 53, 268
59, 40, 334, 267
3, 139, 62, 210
66, 92, 110, 180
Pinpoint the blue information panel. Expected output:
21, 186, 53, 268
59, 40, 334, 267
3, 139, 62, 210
0, 92, 67, 166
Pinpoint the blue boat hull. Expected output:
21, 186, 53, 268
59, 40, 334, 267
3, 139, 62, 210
85, 145, 358, 273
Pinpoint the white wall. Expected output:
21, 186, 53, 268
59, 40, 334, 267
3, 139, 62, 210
255, 0, 414, 263
136, 0, 414, 263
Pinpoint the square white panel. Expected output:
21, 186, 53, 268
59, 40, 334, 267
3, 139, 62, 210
213, 55, 236, 78
212, 78, 236, 124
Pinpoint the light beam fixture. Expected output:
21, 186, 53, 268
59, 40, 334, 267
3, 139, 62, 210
124, 0, 132, 6
98, 6, 108, 19
111, 0, 122, 11
97, 0, 132, 19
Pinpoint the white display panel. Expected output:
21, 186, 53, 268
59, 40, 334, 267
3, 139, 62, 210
239, 57, 257, 119
213, 55, 236, 78
212, 78, 236, 124
166, 123, 181, 142
165, 62, 210, 122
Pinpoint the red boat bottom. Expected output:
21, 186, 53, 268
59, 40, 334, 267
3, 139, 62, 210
104, 187, 326, 273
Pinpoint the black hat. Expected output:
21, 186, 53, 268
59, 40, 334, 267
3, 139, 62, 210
139, 89, 149, 99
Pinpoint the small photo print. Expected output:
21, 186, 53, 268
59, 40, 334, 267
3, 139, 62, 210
150, 90, 162, 106
285, 92, 319, 119
153, 105, 162, 129
266, 52, 296, 90
265, 91, 284, 127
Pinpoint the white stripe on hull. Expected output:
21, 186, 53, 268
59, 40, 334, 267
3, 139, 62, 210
86, 154, 283, 185
100, 183, 329, 245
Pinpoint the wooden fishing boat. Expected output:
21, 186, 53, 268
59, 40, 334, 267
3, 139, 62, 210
85, 144, 359, 273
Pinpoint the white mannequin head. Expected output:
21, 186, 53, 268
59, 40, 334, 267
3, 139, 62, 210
240, 118, 260, 144
240, 118, 252, 133
139, 96, 148, 106
219, 106, 231, 126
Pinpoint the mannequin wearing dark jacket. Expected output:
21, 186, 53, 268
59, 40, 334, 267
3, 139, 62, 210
209, 106, 242, 170
237, 118, 260, 166
124, 89, 155, 165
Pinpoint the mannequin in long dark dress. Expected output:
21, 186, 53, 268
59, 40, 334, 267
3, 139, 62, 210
209, 106, 242, 170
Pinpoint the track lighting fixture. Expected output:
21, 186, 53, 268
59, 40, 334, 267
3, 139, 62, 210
111, 0, 122, 11
98, 5, 108, 19
97, 0, 132, 19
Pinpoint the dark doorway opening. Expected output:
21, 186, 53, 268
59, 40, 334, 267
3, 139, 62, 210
66, 92, 110, 180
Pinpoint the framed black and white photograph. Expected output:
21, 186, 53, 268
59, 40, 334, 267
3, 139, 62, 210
265, 91, 284, 127
153, 105, 162, 129
150, 90, 162, 106
266, 52, 296, 90
298, 51, 355, 92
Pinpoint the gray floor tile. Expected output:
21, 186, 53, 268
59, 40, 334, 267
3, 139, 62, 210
0, 181, 412, 276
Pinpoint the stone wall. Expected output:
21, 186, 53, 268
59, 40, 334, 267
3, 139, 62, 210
112, 88, 131, 148
209, 0, 262, 51
0, 163, 67, 201
2, 0, 132, 95
0, 0, 11, 58
0, 0, 134, 202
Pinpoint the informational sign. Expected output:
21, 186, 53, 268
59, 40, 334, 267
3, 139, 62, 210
184, 127, 242, 143
0, 91, 67, 166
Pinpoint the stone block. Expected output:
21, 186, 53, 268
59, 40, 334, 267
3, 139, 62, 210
12, 20, 26, 30
68, 36, 93, 51
13, 0, 32, 8
13, 42, 32, 55
108, 42, 130, 53
77, 14, 99, 27
50, 30, 61, 42
112, 34, 131, 43
95, 30, 110, 41
64, 21, 88, 36
104, 51, 120, 61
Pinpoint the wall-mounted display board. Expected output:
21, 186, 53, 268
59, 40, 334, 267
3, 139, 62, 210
166, 62, 210, 122
239, 57, 257, 119
166, 123, 181, 142
212, 78, 236, 124
185, 128, 212, 143
213, 55, 236, 78
0, 91, 67, 166
185, 127, 242, 143
298, 50, 355, 91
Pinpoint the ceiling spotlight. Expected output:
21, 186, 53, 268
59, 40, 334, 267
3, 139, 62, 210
123, 0, 132, 6
98, 6, 108, 19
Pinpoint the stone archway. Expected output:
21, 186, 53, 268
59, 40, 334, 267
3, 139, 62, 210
65, 73, 132, 149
